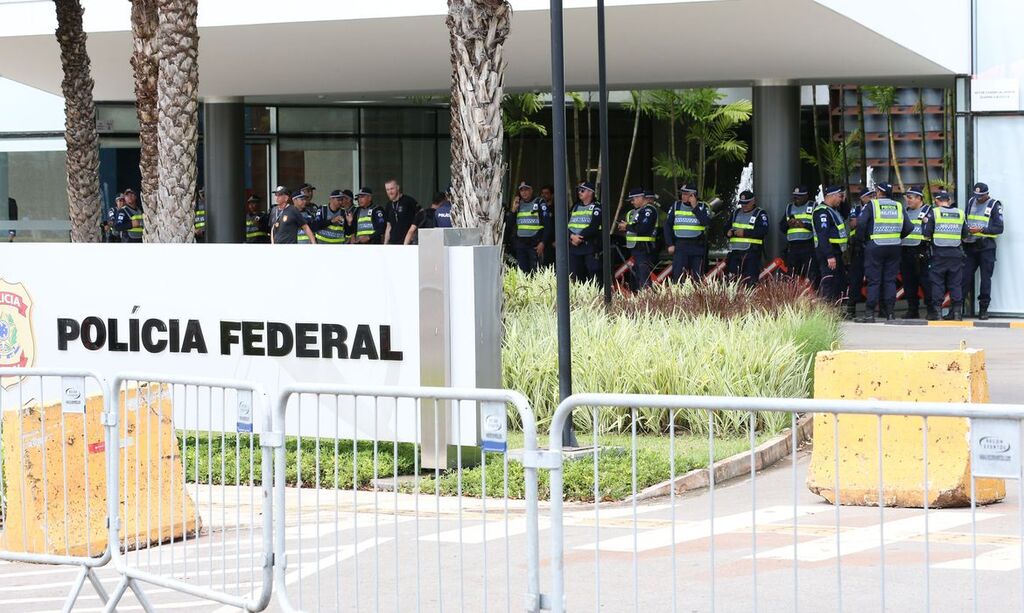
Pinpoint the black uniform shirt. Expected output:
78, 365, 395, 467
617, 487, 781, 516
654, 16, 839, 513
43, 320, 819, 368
385, 194, 420, 245
272, 204, 309, 244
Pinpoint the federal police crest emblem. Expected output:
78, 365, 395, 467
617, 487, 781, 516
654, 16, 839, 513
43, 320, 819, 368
0, 279, 35, 388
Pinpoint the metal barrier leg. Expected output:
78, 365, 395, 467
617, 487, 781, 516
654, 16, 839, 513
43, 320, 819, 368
102, 577, 131, 613
61, 566, 110, 613
129, 578, 157, 613
87, 567, 111, 603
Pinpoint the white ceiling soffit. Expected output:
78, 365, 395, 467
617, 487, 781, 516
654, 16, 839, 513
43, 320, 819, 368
0, 0, 956, 102
812, 0, 971, 74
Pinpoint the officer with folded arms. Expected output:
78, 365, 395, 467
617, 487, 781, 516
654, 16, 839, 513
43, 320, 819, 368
567, 181, 603, 283
114, 187, 144, 243
961, 182, 1004, 320
511, 181, 552, 273
617, 187, 660, 291
353, 187, 387, 245
314, 190, 351, 244
664, 183, 710, 283
813, 186, 849, 304
726, 191, 768, 287
900, 186, 933, 319
924, 190, 969, 320
856, 182, 913, 322
780, 185, 816, 281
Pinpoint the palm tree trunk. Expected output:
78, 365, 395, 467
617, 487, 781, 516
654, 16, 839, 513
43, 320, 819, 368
447, 0, 511, 246
612, 91, 642, 228
811, 85, 825, 188
131, 0, 159, 237
887, 113, 904, 191
918, 88, 931, 203
54, 0, 102, 243
155, 0, 199, 243
857, 87, 867, 189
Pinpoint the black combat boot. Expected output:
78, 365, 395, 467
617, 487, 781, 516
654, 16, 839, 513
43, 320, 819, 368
978, 307, 990, 320
925, 308, 939, 321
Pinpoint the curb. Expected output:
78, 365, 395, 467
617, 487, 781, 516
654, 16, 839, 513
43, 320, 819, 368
854, 320, 1023, 329
633, 414, 814, 502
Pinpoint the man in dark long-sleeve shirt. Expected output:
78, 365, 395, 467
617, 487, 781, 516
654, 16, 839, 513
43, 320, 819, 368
567, 181, 602, 283
855, 183, 914, 322
665, 183, 711, 283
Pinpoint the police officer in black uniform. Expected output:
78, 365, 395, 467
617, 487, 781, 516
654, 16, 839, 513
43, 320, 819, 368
114, 188, 144, 243
102, 193, 124, 242
664, 183, 711, 283
244, 195, 269, 243
924, 190, 969, 320
292, 191, 317, 244
300, 182, 320, 224
814, 186, 850, 304
511, 181, 552, 273
856, 183, 914, 322
845, 189, 872, 319
617, 187, 659, 291
194, 187, 207, 243
726, 191, 769, 286
900, 186, 933, 319
567, 181, 602, 283
314, 190, 351, 245
961, 182, 1005, 319
353, 187, 387, 245
780, 185, 816, 281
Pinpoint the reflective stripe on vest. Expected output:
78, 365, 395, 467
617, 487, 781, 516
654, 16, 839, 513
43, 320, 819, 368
902, 205, 930, 247
126, 207, 144, 237
625, 206, 656, 248
296, 209, 314, 243
933, 207, 965, 247
965, 198, 997, 240
517, 201, 544, 238
316, 208, 348, 243
568, 203, 596, 234
812, 205, 849, 251
785, 203, 814, 242
357, 208, 376, 237
729, 209, 763, 251
245, 217, 267, 241
671, 203, 705, 239
194, 203, 206, 230
869, 199, 904, 246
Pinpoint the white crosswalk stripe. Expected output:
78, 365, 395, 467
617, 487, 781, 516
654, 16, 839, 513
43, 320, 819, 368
934, 544, 1024, 571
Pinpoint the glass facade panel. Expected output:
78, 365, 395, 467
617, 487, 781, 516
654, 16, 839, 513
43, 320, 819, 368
278, 137, 359, 198
975, 0, 1024, 111
245, 106, 272, 134
96, 105, 140, 133
361, 108, 437, 135
360, 137, 437, 204
278, 107, 358, 134
0, 149, 70, 242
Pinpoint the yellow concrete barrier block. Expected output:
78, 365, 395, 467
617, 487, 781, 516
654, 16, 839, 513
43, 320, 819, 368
1, 385, 199, 556
807, 349, 1005, 508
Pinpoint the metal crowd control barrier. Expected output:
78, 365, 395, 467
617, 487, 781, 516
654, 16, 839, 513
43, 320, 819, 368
545, 394, 1024, 613
0, 368, 110, 612
103, 373, 274, 612
271, 383, 541, 613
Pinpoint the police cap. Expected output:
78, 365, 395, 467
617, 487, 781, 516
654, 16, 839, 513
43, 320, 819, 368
273, 185, 289, 196
246, 194, 261, 203
973, 182, 989, 195
576, 181, 595, 193
824, 185, 843, 197
627, 187, 645, 199
737, 190, 755, 204
291, 191, 307, 200
792, 185, 809, 197
905, 186, 924, 198
517, 181, 532, 191
328, 189, 345, 199
301, 182, 316, 191
356, 187, 373, 197
875, 182, 893, 196
935, 190, 951, 201
679, 183, 697, 195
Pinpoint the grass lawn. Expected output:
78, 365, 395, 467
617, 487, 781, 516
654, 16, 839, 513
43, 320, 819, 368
178, 428, 777, 503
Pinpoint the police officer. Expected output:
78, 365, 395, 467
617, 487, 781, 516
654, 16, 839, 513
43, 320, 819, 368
244, 195, 269, 243
268, 186, 290, 241
726, 191, 769, 287
114, 188, 144, 243
434, 185, 453, 229
567, 181, 602, 283
293, 191, 317, 244
353, 187, 387, 244
900, 186, 933, 319
194, 187, 207, 242
924, 191, 969, 320
856, 183, 914, 322
511, 181, 552, 273
962, 182, 1004, 319
314, 190, 351, 244
780, 185, 816, 280
845, 189, 872, 319
300, 182, 320, 222
664, 183, 711, 283
617, 187, 659, 291
271, 191, 317, 244
102, 193, 123, 242
813, 186, 849, 303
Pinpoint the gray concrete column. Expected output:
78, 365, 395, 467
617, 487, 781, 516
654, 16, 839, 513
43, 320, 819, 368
752, 83, 801, 260
203, 98, 245, 243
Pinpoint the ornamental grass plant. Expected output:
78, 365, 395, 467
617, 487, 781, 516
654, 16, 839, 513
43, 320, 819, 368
502, 269, 841, 438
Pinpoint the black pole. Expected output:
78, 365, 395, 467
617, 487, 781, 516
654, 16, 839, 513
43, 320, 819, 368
598, 0, 612, 306
550, 0, 577, 448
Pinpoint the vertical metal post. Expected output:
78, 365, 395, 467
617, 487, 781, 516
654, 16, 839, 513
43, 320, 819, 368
549, 0, 577, 447
203, 98, 245, 243
598, 0, 612, 305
